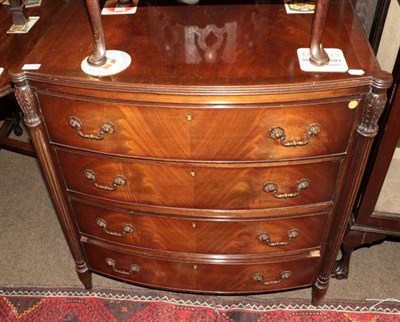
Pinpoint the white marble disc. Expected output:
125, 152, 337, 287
81, 50, 131, 77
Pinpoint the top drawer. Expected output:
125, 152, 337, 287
39, 94, 357, 161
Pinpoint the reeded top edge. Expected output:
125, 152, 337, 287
12, 71, 375, 96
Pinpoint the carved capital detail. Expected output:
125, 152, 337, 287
357, 90, 387, 137
14, 85, 41, 127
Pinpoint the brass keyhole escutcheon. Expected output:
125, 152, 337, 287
190, 170, 196, 177
348, 100, 359, 109
186, 112, 192, 121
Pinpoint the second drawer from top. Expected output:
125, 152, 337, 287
57, 148, 341, 210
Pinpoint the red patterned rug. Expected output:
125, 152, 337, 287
0, 287, 399, 321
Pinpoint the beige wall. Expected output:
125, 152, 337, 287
377, 0, 400, 72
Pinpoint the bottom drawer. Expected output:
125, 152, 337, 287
83, 242, 321, 293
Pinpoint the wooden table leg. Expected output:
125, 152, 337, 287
9, 0, 30, 27
85, 0, 107, 66
332, 230, 386, 280
309, 0, 330, 66
117, 0, 133, 7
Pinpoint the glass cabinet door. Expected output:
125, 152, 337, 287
375, 142, 400, 219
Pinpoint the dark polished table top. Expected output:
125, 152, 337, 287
0, 0, 66, 96
10, 0, 383, 94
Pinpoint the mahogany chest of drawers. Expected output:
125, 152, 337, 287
10, 0, 391, 304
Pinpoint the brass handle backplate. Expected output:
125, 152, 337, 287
269, 124, 321, 147
68, 116, 115, 140
257, 229, 300, 247
84, 169, 127, 191
264, 179, 310, 199
96, 218, 135, 237
253, 271, 292, 285
105, 258, 141, 275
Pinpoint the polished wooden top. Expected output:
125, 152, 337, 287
10, 0, 387, 94
0, 0, 66, 96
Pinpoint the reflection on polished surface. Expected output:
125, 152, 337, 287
148, 2, 279, 67
150, 7, 238, 65
185, 22, 237, 64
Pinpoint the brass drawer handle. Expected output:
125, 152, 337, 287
68, 116, 115, 140
96, 218, 135, 237
105, 258, 141, 275
264, 179, 310, 199
253, 271, 292, 285
84, 169, 127, 191
269, 124, 321, 147
257, 229, 300, 247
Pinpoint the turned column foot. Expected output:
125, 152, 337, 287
312, 277, 329, 305
77, 270, 92, 290
76, 262, 92, 289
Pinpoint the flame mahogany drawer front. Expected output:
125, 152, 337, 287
82, 241, 320, 293
57, 148, 341, 210
39, 94, 356, 161
72, 199, 329, 254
